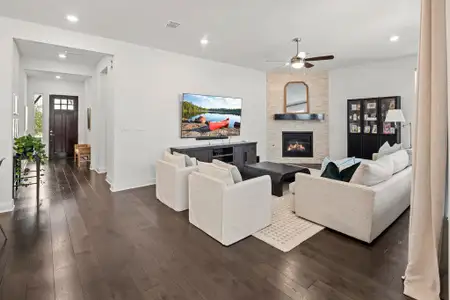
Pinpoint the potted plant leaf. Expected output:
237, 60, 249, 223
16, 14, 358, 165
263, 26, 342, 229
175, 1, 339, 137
13, 135, 48, 189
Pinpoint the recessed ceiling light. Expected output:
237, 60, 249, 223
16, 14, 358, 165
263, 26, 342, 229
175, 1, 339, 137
55, 75, 61, 79
66, 15, 79, 23
390, 35, 400, 42
58, 53, 67, 59
200, 38, 209, 45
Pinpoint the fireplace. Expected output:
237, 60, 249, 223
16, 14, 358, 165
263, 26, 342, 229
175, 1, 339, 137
282, 131, 313, 157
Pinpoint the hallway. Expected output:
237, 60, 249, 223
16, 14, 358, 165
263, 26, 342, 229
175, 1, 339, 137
0, 160, 411, 300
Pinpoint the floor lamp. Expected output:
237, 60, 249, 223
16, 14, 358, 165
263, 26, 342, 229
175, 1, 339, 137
385, 109, 412, 148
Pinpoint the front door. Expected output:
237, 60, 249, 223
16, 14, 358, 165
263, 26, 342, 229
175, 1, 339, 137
49, 95, 78, 159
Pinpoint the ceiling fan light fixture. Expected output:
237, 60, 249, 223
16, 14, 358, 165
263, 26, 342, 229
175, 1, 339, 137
291, 57, 304, 69
291, 61, 304, 69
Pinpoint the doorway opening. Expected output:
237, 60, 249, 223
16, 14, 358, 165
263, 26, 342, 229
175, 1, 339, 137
49, 95, 79, 159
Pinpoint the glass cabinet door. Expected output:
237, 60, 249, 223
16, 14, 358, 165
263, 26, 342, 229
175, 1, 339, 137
380, 97, 398, 135
348, 100, 361, 134
362, 99, 378, 134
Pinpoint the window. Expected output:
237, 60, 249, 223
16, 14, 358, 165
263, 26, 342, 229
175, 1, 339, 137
34, 94, 43, 137
53, 98, 75, 111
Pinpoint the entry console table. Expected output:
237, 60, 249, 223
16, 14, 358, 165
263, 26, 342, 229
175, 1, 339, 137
170, 141, 257, 170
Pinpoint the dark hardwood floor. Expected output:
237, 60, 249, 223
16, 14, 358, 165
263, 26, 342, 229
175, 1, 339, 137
0, 159, 412, 300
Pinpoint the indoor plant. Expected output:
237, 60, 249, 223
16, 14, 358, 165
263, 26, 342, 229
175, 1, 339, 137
13, 134, 47, 163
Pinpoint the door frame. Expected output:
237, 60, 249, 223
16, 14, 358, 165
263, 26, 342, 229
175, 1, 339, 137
49, 95, 79, 159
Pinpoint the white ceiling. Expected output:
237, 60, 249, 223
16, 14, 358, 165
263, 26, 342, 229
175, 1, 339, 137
1, 0, 420, 71
26, 70, 90, 82
15, 39, 108, 67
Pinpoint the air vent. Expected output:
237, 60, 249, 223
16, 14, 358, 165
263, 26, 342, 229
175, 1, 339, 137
166, 21, 180, 29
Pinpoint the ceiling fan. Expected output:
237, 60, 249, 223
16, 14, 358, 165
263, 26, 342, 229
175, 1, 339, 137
266, 38, 335, 69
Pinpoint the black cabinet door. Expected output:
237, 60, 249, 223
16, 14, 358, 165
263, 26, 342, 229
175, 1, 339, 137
362, 135, 379, 159
233, 146, 244, 168
194, 150, 212, 162
245, 145, 257, 164
348, 134, 362, 158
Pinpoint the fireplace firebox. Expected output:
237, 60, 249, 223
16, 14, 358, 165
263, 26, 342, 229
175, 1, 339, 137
282, 131, 313, 157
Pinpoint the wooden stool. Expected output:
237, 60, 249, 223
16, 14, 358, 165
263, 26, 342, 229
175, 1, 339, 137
74, 144, 91, 167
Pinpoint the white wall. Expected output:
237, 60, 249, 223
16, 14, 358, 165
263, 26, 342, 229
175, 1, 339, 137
111, 46, 266, 191
329, 55, 417, 159
21, 57, 93, 77
0, 16, 266, 196
27, 77, 86, 155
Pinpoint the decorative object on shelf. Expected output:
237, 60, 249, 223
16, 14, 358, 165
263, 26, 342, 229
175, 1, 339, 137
273, 113, 325, 121
372, 125, 377, 134
87, 107, 92, 130
13, 135, 48, 205
12, 94, 18, 115
385, 109, 411, 148
367, 103, 377, 109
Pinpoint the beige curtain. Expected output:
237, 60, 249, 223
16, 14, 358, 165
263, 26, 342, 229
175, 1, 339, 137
403, 0, 448, 299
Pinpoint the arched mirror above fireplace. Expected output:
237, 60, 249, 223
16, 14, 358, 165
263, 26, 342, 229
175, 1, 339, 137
284, 81, 309, 113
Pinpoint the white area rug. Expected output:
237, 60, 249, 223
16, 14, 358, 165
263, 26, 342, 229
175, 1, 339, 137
253, 195, 324, 252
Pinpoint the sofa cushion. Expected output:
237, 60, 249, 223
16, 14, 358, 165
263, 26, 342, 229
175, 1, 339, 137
340, 162, 361, 182
321, 162, 341, 180
173, 151, 197, 167
321, 162, 361, 182
350, 155, 394, 186
212, 159, 242, 183
163, 151, 186, 168
378, 142, 402, 159
198, 162, 234, 186
389, 149, 409, 174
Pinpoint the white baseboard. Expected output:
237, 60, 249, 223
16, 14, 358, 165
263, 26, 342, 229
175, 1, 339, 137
105, 176, 112, 185
0, 200, 15, 214
110, 179, 156, 193
95, 168, 107, 174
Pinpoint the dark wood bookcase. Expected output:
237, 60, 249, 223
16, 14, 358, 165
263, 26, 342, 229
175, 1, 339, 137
347, 96, 401, 159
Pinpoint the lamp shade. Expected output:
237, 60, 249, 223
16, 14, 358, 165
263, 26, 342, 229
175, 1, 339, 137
385, 109, 406, 123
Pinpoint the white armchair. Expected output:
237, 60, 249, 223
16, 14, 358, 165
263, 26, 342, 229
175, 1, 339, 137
156, 160, 198, 212
188, 172, 272, 246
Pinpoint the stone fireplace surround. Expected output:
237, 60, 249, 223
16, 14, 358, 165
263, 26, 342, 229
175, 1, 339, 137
267, 71, 329, 164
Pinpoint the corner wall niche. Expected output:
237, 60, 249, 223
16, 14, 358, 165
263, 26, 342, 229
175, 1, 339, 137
267, 71, 329, 163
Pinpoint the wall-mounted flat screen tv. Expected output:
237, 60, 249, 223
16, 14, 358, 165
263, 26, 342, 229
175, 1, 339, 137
181, 93, 242, 138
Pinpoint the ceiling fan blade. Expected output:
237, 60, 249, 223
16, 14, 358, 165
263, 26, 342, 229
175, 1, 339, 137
305, 62, 314, 68
305, 55, 334, 62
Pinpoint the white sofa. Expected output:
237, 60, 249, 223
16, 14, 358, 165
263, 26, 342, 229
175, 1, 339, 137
188, 171, 272, 246
292, 166, 411, 243
156, 160, 198, 212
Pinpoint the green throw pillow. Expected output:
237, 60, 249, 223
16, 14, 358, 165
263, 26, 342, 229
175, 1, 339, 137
321, 162, 341, 180
340, 162, 361, 182
321, 162, 361, 182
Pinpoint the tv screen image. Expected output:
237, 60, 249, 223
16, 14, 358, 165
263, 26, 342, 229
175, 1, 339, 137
181, 93, 242, 138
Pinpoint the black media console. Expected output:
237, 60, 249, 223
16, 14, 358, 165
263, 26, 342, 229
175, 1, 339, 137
170, 141, 257, 170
